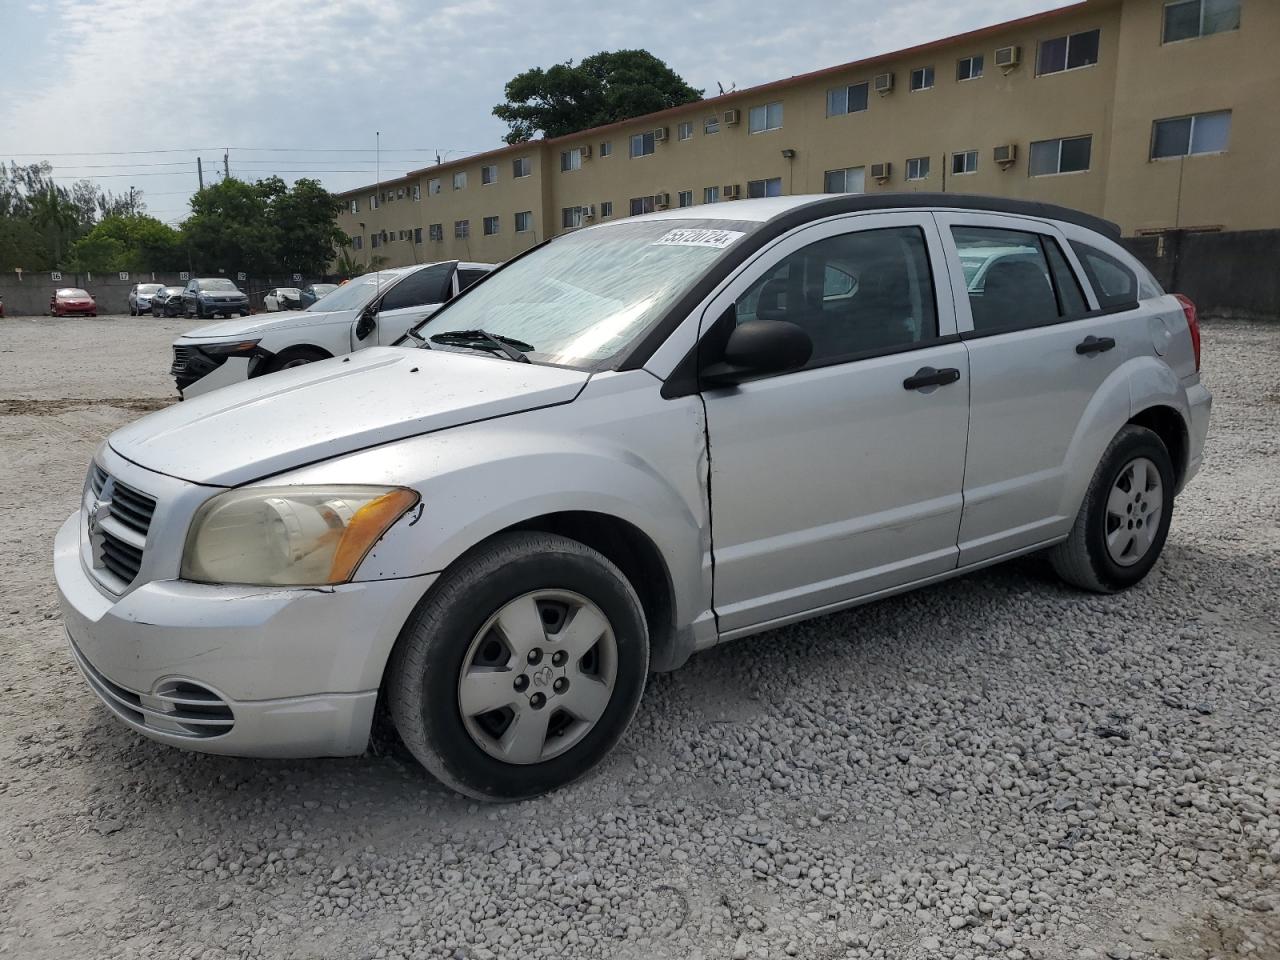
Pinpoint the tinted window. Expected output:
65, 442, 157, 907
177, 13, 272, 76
457, 269, 488, 291
952, 226, 1075, 333
1070, 242, 1139, 309
736, 226, 937, 365
379, 263, 454, 311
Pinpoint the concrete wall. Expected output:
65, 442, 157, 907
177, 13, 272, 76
1123, 229, 1280, 320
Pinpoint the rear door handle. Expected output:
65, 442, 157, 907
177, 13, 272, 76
903, 366, 961, 391
1076, 335, 1116, 355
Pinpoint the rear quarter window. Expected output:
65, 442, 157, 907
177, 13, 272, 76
1070, 241, 1140, 310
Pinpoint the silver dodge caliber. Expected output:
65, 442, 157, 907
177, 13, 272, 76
55, 194, 1212, 800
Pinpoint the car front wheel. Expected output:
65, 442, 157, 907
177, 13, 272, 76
1050, 424, 1175, 593
388, 532, 650, 801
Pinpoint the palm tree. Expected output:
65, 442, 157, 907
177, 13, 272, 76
333, 248, 387, 278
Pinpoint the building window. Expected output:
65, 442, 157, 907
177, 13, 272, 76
951, 150, 979, 174
906, 156, 931, 180
600, 201, 613, 217
562, 206, 586, 229
412, 184, 421, 201
823, 167, 865, 193
429, 223, 443, 242
414, 227, 423, 244
452, 171, 467, 190
371, 234, 381, 248
957, 55, 984, 81
677, 190, 693, 207
630, 132, 656, 158
1029, 135, 1093, 175
483, 215, 499, 236
600, 141, 613, 157
369, 194, 379, 210
629, 196, 656, 216
1163, 0, 1240, 43
561, 149, 582, 172
1151, 110, 1231, 158
481, 164, 497, 185
826, 82, 870, 117
514, 211, 532, 233
1037, 29, 1101, 75
748, 101, 784, 133
747, 177, 783, 198
351, 235, 363, 250
349, 198, 359, 213
703, 186, 720, 204
513, 157, 531, 178
397, 187, 405, 199
455, 219, 469, 238
704, 115, 720, 135
677, 121, 693, 141
910, 66, 935, 91
428, 178, 441, 195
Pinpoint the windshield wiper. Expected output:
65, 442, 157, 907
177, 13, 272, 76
430, 329, 532, 363
401, 327, 427, 345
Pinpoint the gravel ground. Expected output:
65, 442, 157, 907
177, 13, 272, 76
1, 315, 1278, 960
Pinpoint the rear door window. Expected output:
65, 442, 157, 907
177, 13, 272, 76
457, 268, 489, 292
379, 263, 454, 311
1069, 242, 1139, 309
952, 226, 1087, 333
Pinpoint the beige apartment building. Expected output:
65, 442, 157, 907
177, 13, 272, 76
335, 0, 1278, 270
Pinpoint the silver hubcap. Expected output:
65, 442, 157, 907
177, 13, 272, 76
1105, 456, 1163, 567
457, 590, 617, 765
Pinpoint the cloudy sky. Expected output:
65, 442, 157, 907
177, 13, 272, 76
1, 0, 1073, 225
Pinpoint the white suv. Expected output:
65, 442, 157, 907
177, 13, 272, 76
170, 260, 495, 397
55, 195, 1211, 800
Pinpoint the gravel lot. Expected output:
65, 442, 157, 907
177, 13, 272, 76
1, 315, 1278, 960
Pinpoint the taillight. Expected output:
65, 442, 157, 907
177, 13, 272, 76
1175, 294, 1201, 372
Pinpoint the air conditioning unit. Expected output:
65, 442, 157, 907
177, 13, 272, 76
580, 144, 592, 159
874, 72, 895, 94
870, 162, 892, 182
994, 45, 1022, 69
584, 204, 596, 219
655, 192, 670, 208
722, 183, 742, 199
993, 143, 1018, 167
653, 127, 668, 142
723, 109, 741, 126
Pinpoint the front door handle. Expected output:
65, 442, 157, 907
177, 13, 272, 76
903, 366, 961, 391
1076, 335, 1116, 355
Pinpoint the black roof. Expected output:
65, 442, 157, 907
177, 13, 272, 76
785, 192, 1122, 241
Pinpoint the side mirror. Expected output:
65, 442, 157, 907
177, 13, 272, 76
701, 317, 813, 387
354, 305, 377, 341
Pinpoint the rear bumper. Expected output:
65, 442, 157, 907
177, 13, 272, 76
1181, 381, 1212, 491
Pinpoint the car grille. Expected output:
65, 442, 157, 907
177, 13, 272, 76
86, 463, 157, 590
68, 635, 235, 739
171, 344, 193, 374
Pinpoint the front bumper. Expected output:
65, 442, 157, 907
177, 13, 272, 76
54, 512, 435, 758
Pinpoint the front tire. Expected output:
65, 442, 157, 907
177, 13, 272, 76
268, 345, 330, 372
388, 532, 649, 801
1050, 424, 1175, 593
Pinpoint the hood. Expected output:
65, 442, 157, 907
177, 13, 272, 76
180, 308, 353, 340
109, 347, 589, 486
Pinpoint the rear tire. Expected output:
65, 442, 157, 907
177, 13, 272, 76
1050, 424, 1175, 593
388, 532, 649, 801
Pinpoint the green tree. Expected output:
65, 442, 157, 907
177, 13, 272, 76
270, 177, 347, 276
333, 247, 388, 278
68, 215, 184, 273
493, 50, 702, 143
29, 188, 81, 266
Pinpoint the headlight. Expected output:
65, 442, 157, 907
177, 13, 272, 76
201, 339, 260, 357
182, 485, 419, 586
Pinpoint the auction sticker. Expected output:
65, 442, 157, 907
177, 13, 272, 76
653, 228, 745, 249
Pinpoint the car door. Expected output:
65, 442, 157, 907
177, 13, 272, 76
365, 263, 455, 347
700, 213, 970, 635
934, 212, 1134, 565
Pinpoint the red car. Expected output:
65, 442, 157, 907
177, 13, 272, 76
50, 288, 97, 317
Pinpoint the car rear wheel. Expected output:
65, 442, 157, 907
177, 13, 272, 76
388, 532, 649, 801
1050, 424, 1175, 593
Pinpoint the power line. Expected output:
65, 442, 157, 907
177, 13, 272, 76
6, 146, 482, 157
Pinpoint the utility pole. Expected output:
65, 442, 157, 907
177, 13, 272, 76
223, 149, 230, 179
197, 157, 204, 190
128, 186, 136, 216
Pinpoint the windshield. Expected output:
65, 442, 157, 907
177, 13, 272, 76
58, 288, 90, 298
305, 272, 400, 312
198, 278, 238, 291
415, 219, 757, 368
138, 283, 163, 294
163, 287, 183, 295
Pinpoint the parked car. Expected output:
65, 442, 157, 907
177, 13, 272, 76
50, 288, 96, 316
181, 278, 250, 319
299, 283, 338, 308
127, 283, 164, 316
264, 287, 302, 312
169, 260, 495, 397
55, 194, 1211, 801
150, 286, 186, 317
